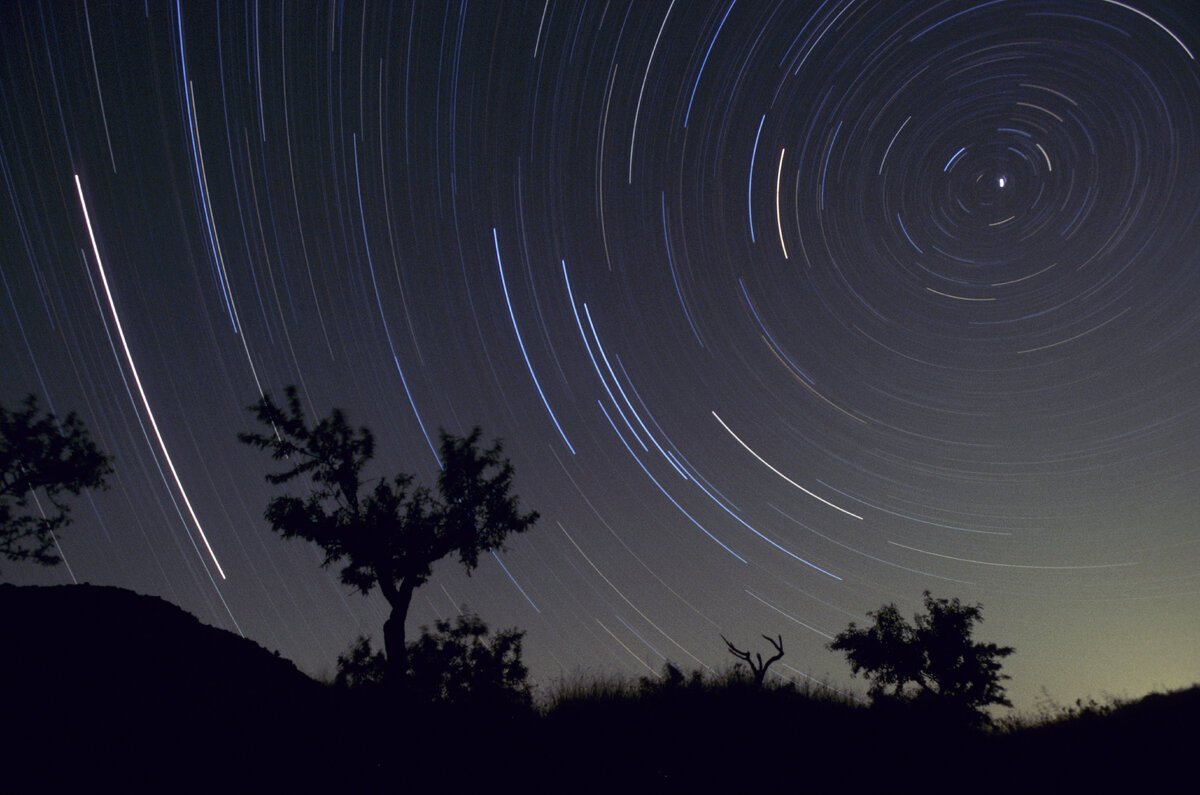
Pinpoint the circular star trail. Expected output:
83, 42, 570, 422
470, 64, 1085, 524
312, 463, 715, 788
2, 1, 1198, 709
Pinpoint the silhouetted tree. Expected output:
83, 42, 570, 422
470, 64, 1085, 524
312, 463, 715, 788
239, 386, 538, 682
829, 591, 1014, 723
406, 611, 532, 710
0, 394, 112, 573
721, 633, 784, 687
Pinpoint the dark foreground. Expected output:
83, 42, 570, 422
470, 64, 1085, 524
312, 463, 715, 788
2, 584, 1195, 793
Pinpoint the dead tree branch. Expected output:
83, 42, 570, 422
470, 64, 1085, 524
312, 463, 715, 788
721, 633, 784, 687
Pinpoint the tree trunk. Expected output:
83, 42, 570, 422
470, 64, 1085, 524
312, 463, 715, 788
383, 610, 407, 681
381, 580, 415, 685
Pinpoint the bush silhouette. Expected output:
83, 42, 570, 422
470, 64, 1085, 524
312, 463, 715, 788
829, 590, 1014, 725
333, 635, 388, 691
334, 613, 531, 707
239, 386, 538, 682
405, 611, 532, 711
638, 661, 705, 696
0, 394, 112, 573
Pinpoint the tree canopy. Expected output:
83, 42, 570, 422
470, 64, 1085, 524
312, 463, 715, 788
238, 385, 538, 679
1, 394, 112, 573
829, 591, 1014, 723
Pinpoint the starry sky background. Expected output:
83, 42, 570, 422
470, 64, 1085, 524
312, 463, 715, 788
3, 0, 1198, 711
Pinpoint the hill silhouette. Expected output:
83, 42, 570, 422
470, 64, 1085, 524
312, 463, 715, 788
997, 685, 1200, 792
2, 583, 1196, 792
0, 583, 340, 792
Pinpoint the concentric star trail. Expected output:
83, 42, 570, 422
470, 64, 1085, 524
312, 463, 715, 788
3, 1, 1196, 713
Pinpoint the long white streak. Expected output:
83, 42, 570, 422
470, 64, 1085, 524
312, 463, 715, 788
775, 148, 788, 259
75, 174, 227, 579
1101, 0, 1193, 60
712, 411, 862, 519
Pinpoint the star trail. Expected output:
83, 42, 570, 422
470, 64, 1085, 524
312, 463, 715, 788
2, 1, 1198, 710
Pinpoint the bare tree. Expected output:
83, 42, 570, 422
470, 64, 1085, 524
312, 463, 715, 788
721, 634, 784, 687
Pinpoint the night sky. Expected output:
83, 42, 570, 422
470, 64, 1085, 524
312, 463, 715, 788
3, 0, 1198, 712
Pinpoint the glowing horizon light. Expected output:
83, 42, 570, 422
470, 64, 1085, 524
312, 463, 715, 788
74, 174, 227, 580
